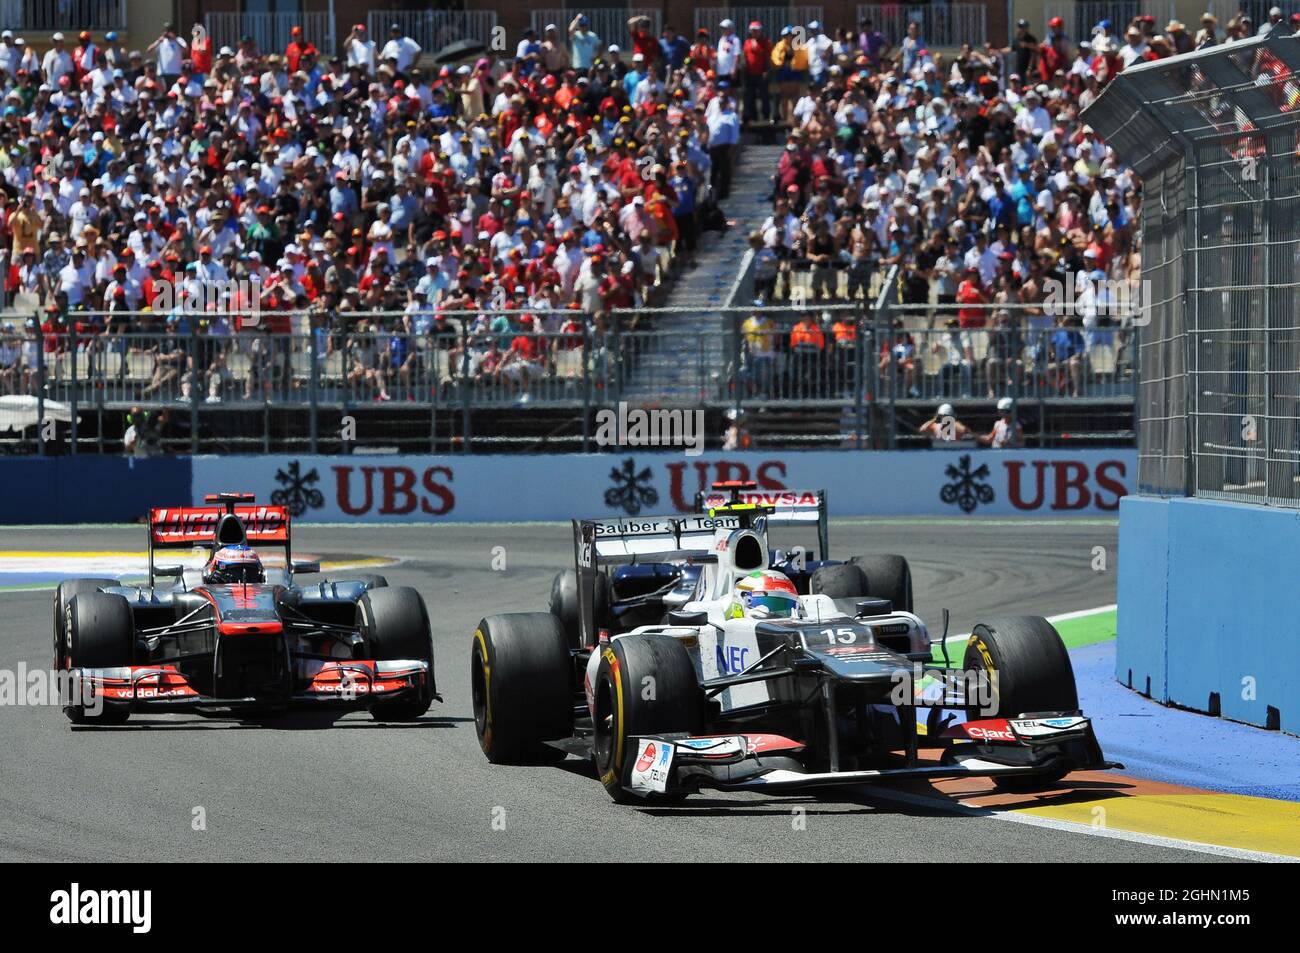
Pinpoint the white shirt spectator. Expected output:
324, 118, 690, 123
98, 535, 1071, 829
380, 36, 421, 73
154, 35, 187, 74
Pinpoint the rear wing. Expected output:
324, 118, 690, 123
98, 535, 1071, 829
571, 514, 741, 648
147, 493, 291, 586
695, 482, 829, 560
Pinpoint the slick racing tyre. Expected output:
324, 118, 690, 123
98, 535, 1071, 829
850, 555, 913, 613
963, 616, 1079, 791
359, 587, 435, 721
471, 613, 573, 763
53, 578, 119, 671
591, 633, 702, 802
64, 591, 134, 725
808, 562, 866, 600
810, 557, 913, 613
549, 569, 611, 650
353, 574, 389, 589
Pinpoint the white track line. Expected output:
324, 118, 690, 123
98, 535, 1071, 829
860, 786, 1297, 863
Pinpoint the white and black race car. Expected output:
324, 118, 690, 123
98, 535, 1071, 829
471, 505, 1119, 801
53, 493, 437, 724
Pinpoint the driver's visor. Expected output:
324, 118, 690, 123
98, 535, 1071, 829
743, 592, 798, 616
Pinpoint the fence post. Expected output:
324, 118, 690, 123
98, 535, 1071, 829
36, 310, 45, 456
581, 323, 592, 452
188, 321, 199, 454
309, 321, 320, 454
460, 319, 471, 453
731, 308, 743, 422
69, 323, 78, 455
853, 304, 865, 448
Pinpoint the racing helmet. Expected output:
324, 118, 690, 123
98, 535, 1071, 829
204, 544, 265, 585
728, 569, 799, 620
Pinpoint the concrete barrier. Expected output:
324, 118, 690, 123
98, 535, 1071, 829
1118, 494, 1300, 735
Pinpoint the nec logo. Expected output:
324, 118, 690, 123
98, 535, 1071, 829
49, 883, 152, 933
716, 644, 749, 674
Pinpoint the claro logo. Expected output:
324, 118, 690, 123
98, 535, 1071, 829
1003, 460, 1128, 511
50, 883, 151, 933
332, 465, 455, 516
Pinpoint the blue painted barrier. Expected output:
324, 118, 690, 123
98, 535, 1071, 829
0, 457, 191, 524
1118, 495, 1300, 735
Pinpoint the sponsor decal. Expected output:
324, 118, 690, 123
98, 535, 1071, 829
1003, 459, 1127, 511
962, 720, 1017, 743
940, 455, 995, 513
151, 505, 288, 543
271, 460, 325, 516
716, 644, 750, 674
629, 739, 674, 793
604, 458, 659, 515
191, 450, 1134, 523
332, 465, 455, 516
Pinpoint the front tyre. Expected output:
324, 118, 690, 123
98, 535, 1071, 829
471, 613, 574, 763
591, 633, 702, 802
359, 587, 435, 721
963, 615, 1080, 790
64, 591, 134, 725
53, 578, 119, 671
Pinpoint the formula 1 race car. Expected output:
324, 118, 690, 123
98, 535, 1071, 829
471, 507, 1119, 801
546, 481, 913, 648
53, 493, 437, 725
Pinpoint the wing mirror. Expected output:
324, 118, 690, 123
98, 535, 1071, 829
291, 560, 321, 575
154, 564, 184, 577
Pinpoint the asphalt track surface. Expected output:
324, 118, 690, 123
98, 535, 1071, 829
0, 519, 1230, 863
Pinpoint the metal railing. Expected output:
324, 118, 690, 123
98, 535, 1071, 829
1041, 1, 1176, 43
0, 300, 1137, 454
695, 6, 824, 38
1206, 2, 1297, 30
5, 0, 126, 31
531, 7, 661, 50
367, 10, 500, 52
854, 4, 987, 48
207, 12, 336, 59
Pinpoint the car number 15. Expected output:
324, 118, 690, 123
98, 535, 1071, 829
820, 626, 859, 645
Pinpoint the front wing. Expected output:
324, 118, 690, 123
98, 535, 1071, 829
68, 659, 431, 713
623, 715, 1121, 797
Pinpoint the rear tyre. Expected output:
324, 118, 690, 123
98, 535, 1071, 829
471, 613, 574, 763
850, 555, 914, 613
65, 592, 134, 724
808, 562, 867, 600
549, 569, 611, 649
359, 587, 435, 721
591, 633, 703, 802
963, 616, 1079, 790
53, 578, 119, 671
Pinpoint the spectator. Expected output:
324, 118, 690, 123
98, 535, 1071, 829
742, 22, 773, 122
978, 397, 1024, 447
920, 403, 972, 442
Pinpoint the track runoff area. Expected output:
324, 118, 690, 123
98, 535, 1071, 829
2, 519, 1294, 919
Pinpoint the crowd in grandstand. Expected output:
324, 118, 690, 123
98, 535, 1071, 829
0, 10, 1295, 411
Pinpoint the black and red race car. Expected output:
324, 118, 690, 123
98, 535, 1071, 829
52, 493, 437, 724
